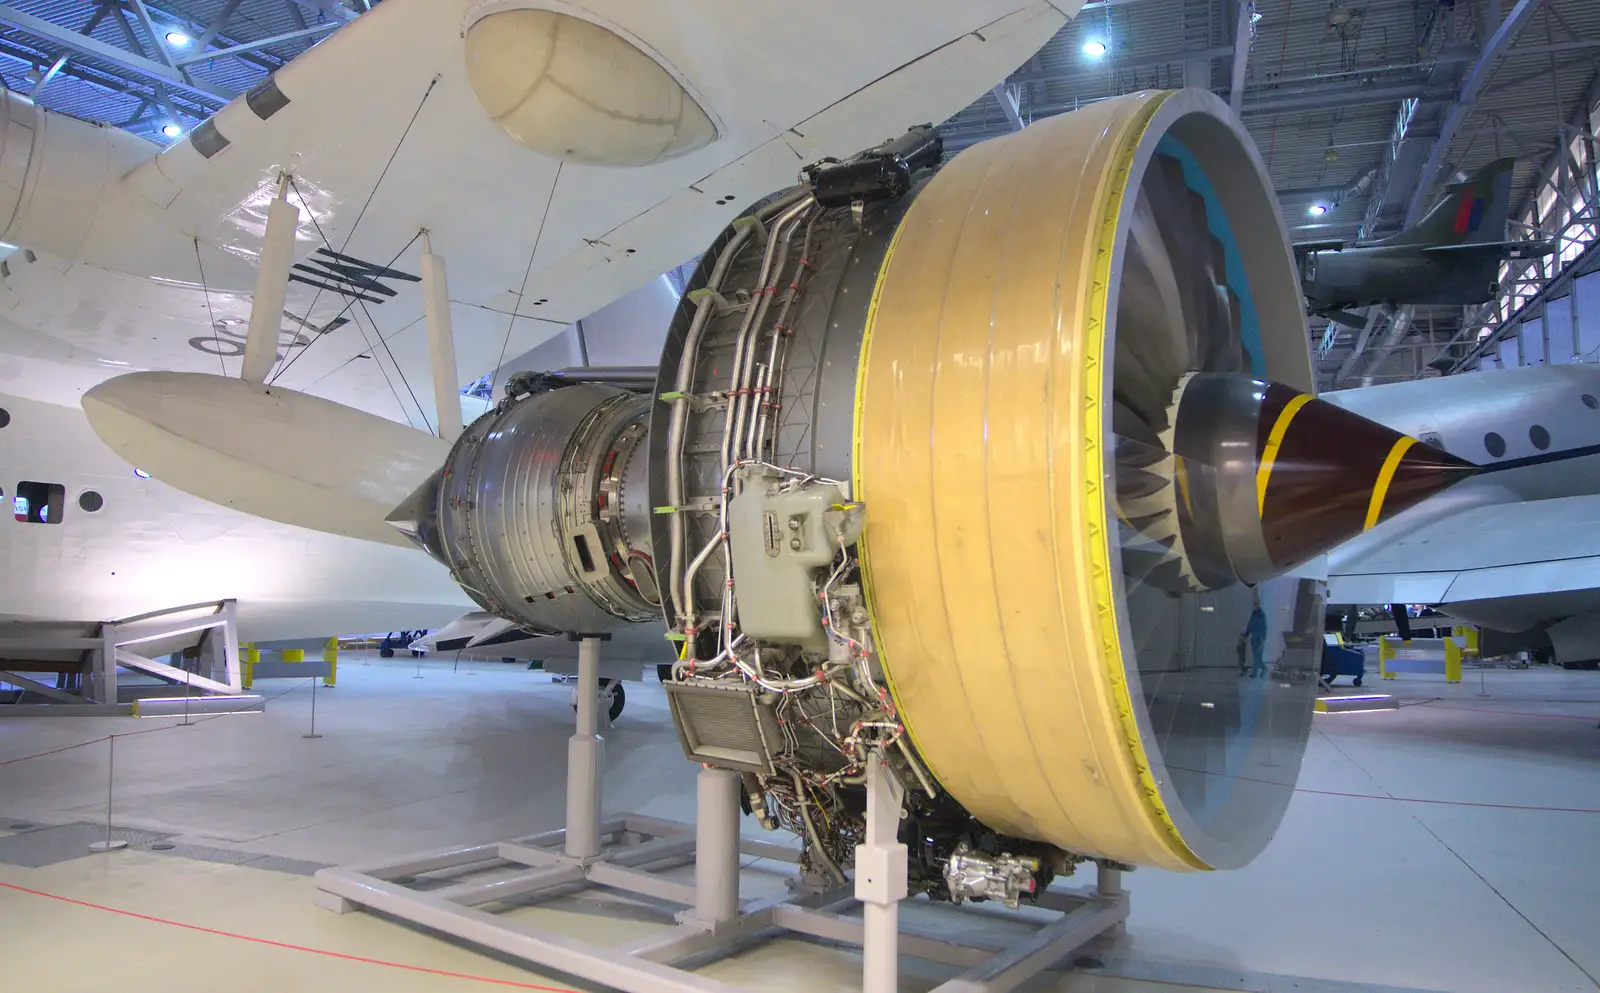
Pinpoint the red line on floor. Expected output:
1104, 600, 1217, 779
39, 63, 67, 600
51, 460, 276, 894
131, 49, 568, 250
0, 881, 582, 993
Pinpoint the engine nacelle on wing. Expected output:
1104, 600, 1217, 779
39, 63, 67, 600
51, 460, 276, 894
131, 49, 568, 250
82, 371, 449, 547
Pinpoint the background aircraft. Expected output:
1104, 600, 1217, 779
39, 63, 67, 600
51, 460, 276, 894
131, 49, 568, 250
1299, 157, 1552, 328
1312, 363, 1600, 667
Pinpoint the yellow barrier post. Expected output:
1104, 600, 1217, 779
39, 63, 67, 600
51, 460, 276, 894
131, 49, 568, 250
324, 636, 338, 688
243, 643, 258, 689
1445, 637, 1462, 683
1379, 636, 1396, 679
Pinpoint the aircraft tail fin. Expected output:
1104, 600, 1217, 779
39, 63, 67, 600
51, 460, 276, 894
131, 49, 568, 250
1381, 157, 1515, 249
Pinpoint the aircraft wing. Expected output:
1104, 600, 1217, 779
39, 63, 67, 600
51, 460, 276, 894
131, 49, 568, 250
1328, 493, 1600, 605
8, 0, 1068, 426
1293, 239, 1346, 254
1418, 240, 1555, 258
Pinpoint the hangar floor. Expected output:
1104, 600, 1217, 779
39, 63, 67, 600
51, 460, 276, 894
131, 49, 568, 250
1, 654, 1596, 993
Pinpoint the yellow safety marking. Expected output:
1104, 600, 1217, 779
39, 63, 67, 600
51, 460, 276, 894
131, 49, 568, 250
1255, 392, 1313, 515
1175, 455, 1194, 517
1364, 436, 1418, 530
1079, 91, 1206, 871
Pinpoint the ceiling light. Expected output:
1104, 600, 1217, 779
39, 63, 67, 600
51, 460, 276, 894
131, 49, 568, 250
165, 31, 190, 46
134, 469, 151, 479
1250, 9, 1264, 23
1083, 40, 1108, 57
1308, 203, 1329, 216
161, 123, 183, 138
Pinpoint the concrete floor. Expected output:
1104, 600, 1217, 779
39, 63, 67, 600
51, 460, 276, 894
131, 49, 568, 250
1, 652, 1597, 992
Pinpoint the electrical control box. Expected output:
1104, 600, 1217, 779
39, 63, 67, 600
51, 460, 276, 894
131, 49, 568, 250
727, 469, 862, 652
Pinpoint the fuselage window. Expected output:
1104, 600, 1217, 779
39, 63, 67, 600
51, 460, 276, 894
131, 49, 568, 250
0, 406, 9, 428
1529, 424, 1551, 451
78, 490, 104, 513
1483, 432, 1506, 459
13, 481, 64, 524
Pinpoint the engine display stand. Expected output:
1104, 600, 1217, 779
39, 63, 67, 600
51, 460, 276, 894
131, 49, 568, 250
313, 637, 1130, 993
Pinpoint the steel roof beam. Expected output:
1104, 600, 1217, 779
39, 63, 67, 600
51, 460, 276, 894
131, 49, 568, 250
176, 22, 339, 66
1403, 0, 1546, 228
1236, 81, 1451, 116
0, 2, 231, 102
0, 41, 211, 121
192, 0, 241, 52
287, 0, 356, 24
1228, 0, 1251, 116
125, 0, 176, 67
1007, 43, 1233, 84
1331, 0, 1545, 387
990, 84, 1024, 132
30, 52, 66, 96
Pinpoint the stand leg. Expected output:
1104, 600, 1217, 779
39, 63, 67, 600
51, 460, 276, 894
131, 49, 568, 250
857, 753, 907, 993
691, 766, 741, 926
1097, 860, 1126, 938
564, 636, 604, 859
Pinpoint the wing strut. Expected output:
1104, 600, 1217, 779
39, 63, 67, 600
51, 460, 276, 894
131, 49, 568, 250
241, 174, 302, 385
421, 232, 462, 443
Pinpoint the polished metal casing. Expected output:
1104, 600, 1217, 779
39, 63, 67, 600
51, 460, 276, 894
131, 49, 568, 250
394, 383, 657, 636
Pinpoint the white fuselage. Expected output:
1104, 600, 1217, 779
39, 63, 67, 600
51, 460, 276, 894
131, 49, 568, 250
1321, 364, 1600, 639
0, 389, 472, 640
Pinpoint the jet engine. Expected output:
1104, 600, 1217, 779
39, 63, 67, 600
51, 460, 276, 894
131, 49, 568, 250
390, 89, 1474, 893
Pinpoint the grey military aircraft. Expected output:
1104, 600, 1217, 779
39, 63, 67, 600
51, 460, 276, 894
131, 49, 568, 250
1298, 157, 1553, 328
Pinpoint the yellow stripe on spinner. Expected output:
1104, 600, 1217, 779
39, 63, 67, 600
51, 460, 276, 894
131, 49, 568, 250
1365, 436, 1418, 530
1255, 392, 1313, 515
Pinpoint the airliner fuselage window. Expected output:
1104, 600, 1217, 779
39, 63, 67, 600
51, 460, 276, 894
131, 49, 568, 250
14, 481, 64, 524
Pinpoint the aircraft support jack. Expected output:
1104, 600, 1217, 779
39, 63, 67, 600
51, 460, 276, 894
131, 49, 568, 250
313, 636, 1130, 993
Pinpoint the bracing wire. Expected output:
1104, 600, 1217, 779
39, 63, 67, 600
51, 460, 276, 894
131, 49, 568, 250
344, 296, 416, 429
194, 238, 227, 376
356, 292, 433, 434
488, 162, 564, 402
288, 75, 439, 337
270, 175, 419, 385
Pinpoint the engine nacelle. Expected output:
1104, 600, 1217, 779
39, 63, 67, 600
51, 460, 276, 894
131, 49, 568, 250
390, 382, 659, 637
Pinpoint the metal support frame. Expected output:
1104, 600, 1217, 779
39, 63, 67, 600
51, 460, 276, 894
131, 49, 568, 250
315, 638, 1130, 993
175, 23, 340, 66
990, 84, 1024, 133
1228, 0, 1253, 116
1403, 0, 1547, 229
0, 599, 250, 715
0, 2, 233, 101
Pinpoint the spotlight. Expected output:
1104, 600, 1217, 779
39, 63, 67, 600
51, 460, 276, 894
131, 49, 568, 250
165, 31, 190, 46
134, 469, 152, 479
161, 123, 183, 138
1083, 40, 1107, 57
1308, 203, 1329, 216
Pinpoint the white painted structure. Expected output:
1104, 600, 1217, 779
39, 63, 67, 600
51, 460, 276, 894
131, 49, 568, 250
0, 0, 1076, 650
